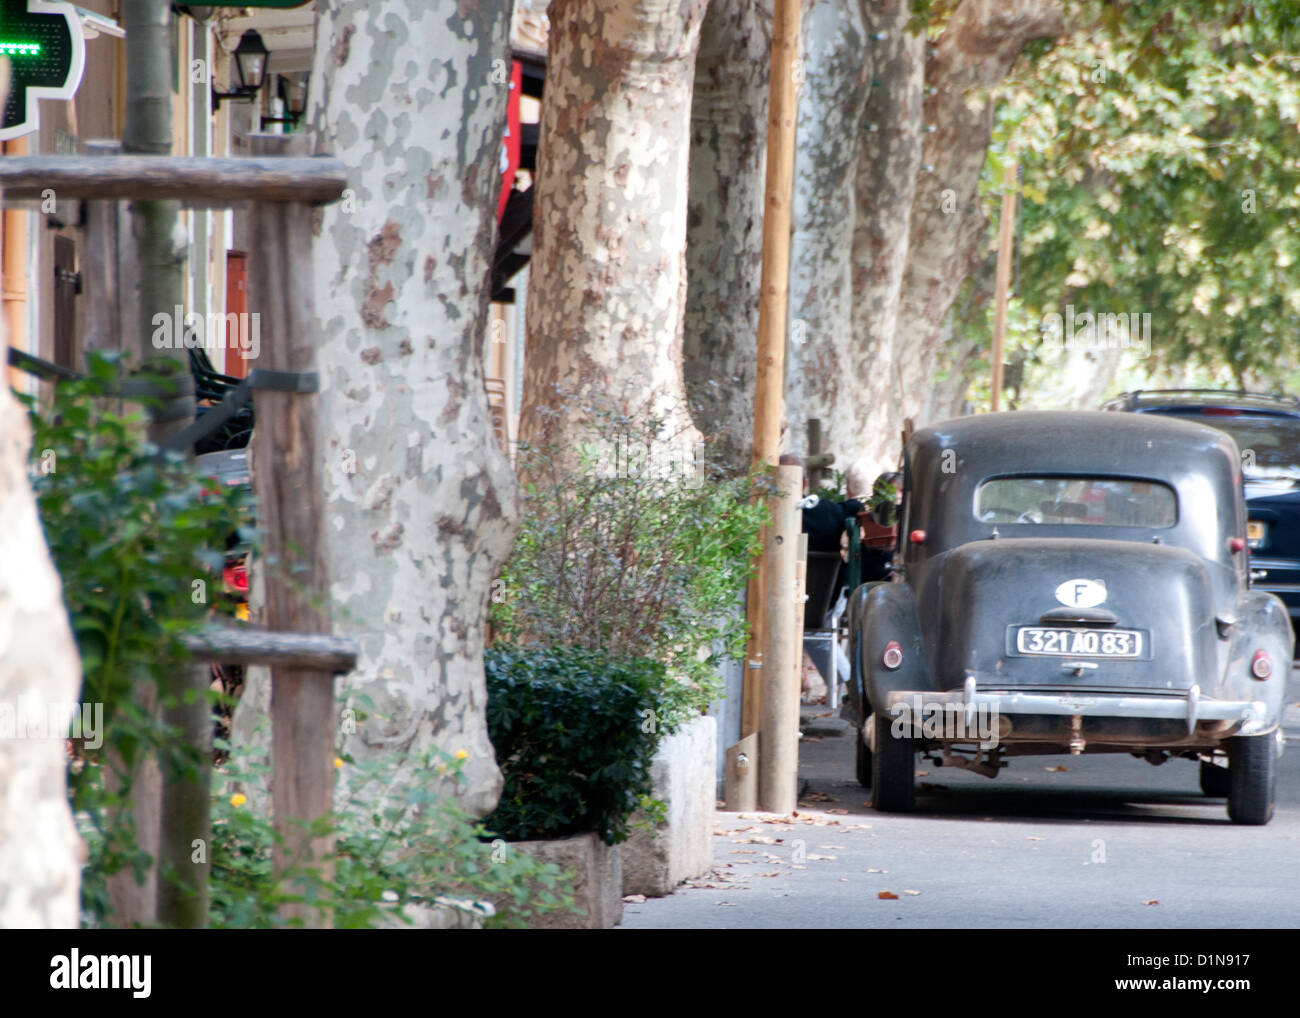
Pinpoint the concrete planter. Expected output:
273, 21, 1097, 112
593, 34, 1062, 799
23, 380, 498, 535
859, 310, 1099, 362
622, 714, 716, 897
509, 832, 623, 929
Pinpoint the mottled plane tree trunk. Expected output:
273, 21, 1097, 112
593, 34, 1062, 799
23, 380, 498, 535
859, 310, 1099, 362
520, 0, 708, 452
0, 388, 83, 928
682, 0, 772, 469
848, 0, 923, 474
786, 0, 869, 460
302, 0, 517, 816
893, 0, 1063, 429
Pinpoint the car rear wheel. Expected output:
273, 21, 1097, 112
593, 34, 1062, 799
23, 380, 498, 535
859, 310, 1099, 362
1226, 732, 1276, 825
871, 710, 915, 812
1199, 760, 1230, 798
855, 725, 872, 788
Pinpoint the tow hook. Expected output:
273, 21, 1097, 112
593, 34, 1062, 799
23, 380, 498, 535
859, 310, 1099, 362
1068, 714, 1086, 754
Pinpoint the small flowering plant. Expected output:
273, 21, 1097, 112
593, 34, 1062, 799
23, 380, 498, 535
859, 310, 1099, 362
208, 742, 572, 928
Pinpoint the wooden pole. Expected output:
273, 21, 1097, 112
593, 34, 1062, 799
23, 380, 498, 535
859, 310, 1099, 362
759, 462, 802, 813
741, 0, 800, 742
990, 157, 1017, 413
247, 134, 337, 926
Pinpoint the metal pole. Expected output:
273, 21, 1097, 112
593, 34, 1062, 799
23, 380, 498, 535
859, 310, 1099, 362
990, 157, 1017, 413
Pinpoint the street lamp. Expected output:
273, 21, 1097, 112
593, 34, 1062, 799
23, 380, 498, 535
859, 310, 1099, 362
260, 73, 309, 131
211, 30, 270, 113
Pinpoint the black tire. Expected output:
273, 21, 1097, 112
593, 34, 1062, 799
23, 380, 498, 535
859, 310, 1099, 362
871, 709, 916, 812
1199, 760, 1230, 798
855, 726, 872, 788
1227, 732, 1276, 825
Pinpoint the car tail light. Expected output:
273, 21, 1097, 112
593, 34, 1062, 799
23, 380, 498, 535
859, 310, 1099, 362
1229, 537, 1246, 553
224, 564, 249, 593
909, 529, 926, 545
882, 641, 903, 670
1251, 650, 1272, 680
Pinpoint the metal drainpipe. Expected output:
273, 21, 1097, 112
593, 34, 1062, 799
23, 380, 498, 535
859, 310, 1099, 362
3, 137, 29, 390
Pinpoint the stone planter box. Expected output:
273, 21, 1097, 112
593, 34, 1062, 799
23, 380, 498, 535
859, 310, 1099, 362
508, 832, 623, 929
622, 714, 716, 897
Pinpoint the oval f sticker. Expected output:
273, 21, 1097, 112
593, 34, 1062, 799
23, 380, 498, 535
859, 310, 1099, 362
1056, 578, 1107, 608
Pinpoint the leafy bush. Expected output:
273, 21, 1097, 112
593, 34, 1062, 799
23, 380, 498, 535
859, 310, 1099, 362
20, 352, 251, 923
483, 643, 668, 845
490, 395, 771, 725
207, 743, 574, 929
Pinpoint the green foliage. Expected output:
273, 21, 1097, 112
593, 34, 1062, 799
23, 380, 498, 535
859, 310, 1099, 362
20, 352, 252, 923
483, 644, 668, 846
207, 744, 574, 929
992, 0, 1300, 391
490, 396, 772, 724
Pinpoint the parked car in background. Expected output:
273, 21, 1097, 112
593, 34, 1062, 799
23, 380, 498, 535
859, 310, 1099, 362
1103, 390, 1300, 639
846, 411, 1292, 825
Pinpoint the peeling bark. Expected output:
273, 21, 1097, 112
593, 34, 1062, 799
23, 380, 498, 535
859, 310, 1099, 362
682, 0, 772, 468
0, 388, 82, 928
893, 0, 1063, 432
786, 0, 870, 459
300, 0, 518, 816
848, 0, 923, 473
520, 0, 709, 450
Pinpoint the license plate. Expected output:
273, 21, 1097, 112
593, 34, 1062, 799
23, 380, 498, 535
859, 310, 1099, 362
1012, 626, 1144, 658
1247, 521, 1266, 548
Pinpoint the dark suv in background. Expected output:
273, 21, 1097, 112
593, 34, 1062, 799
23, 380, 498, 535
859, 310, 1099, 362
1103, 390, 1300, 642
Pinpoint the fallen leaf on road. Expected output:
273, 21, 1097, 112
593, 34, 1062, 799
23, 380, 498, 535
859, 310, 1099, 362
802, 791, 837, 802
758, 871, 782, 878
826, 808, 849, 815
731, 835, 777, 844
1142, 899, 1159, 906
1027, 836, 1045, 842
915, 770, 929, 777
791, 864, 806, 870
819, 844, 846, 850
1046, 765, 1069, 772
840, 877, 850, 883
867, 868, 888, 873
716, 901, 737, 907
731, 849, 758, 855
878, 891, 899, 900
902, 889, 921, 896
807, 854, 837, 861
623, 894, 647, 904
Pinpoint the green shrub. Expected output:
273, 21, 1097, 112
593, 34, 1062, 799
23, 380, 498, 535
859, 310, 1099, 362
20, 352, 251, 923
490, 394, 771, 726
207, 742, 575, 929
483, 643, 668, 846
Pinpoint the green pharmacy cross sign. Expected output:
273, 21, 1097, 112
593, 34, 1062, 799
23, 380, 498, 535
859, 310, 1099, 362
0, 0, 85, 142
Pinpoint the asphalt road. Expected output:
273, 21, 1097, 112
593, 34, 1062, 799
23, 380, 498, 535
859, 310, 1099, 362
620, 670, 1300, 929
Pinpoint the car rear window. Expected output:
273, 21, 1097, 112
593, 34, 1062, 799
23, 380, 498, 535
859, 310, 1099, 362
974, 476, 1177, 528
1147, 410, 1300, 479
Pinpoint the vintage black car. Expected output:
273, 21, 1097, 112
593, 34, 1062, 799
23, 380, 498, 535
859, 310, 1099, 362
1102, 390, 1300, 635
846, 411, 1292, 825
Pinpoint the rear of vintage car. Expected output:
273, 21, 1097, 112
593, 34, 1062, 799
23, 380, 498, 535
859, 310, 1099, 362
857, 411, 1292, 822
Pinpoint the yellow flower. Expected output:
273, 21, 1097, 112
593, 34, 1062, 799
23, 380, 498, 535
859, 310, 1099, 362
455, 749, 469, 761
334, 757, 344, 769
230, 793, 247, 808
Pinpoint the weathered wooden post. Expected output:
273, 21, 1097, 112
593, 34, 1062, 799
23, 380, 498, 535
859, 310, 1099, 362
759, 459, 802, 814
247, 134, 338, 925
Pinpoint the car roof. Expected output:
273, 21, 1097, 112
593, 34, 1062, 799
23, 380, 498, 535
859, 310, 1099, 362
905, 411, 1244, 567
910, 410, 1239, 484
1102, 389, 1300, 416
